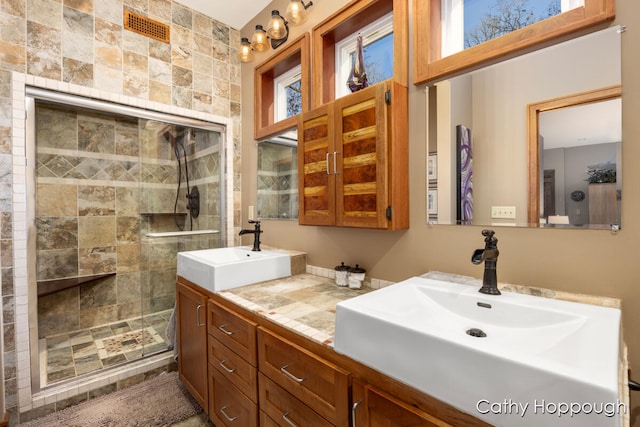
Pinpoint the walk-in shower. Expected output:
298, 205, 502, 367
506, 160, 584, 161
26, 89, 226, 391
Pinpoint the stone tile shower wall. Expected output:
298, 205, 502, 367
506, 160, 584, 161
35, 104, 222, 339
0, 0, 242, 419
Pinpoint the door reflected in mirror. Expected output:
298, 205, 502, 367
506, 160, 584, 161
529, 87, 621, 228
428, 25, 622, 229
257, 129, 298, 220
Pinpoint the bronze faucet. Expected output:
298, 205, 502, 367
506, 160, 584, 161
239, 220, 262, 251
471, 229, 500, 295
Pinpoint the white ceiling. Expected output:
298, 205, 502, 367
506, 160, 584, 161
176, 0, 271, 30
539, 98, 622, 150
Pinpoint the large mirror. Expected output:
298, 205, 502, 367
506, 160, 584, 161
428, 25, 622, 229
257, 129, 298, 220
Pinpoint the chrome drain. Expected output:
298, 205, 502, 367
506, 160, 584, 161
466, 328, 487, 338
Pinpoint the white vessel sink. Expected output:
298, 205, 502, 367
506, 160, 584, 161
177, 246, 291, 292
334, 276, 622, 427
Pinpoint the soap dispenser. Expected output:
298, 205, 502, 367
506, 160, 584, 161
334, 262, 350, 287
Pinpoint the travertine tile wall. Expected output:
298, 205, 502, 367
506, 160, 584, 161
0, 0, 242, 420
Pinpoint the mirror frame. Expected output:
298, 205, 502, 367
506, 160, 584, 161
526, 85, 622, 225
412, 0, 615, 85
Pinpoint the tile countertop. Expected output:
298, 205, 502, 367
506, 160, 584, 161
219, 273, 372, 347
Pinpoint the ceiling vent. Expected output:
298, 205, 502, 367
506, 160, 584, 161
124, 9, 170, 43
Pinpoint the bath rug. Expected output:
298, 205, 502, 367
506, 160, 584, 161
19, 371, 203, 426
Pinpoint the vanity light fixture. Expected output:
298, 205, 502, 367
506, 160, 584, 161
237, 37, 255, 63
238, 2, 313, 63
285, 0, 313, 26
251, 25, 270, 52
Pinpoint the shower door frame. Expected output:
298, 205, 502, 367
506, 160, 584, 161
25, 88, 229, 394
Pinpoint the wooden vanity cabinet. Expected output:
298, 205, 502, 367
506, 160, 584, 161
257, 327, 350, 425
176, 280, 209, 413
207, 300, 259, 426
352, 380, 453, 427
298, 80, 408, 230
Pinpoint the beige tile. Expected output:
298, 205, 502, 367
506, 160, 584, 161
37, 184, 77, 217
78, 216, 116, 247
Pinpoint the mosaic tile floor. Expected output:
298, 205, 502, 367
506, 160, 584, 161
40, 310, 173, 386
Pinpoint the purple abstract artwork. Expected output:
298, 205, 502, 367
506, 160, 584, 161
456, 125, 473, 223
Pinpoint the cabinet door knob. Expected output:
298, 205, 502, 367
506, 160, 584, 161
280, 364, 306, 383
282, 411, 298, 427
352, 399, 363, 427
220, 404, 238, 422
218, 324, 235, 335
219, 360, 237, 374
195, 304, 205, 327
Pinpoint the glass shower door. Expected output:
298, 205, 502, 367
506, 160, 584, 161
138, 120, 224, 357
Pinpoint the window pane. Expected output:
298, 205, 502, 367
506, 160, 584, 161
285, 80, 302, 118
464, 0, 562, 49
351, 33, 394, 85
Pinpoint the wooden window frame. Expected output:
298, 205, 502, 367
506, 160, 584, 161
254, 33, 311, 140
413, 0, 615, 85
311, 0, 408, 108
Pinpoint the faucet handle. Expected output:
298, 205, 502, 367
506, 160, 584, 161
481, 229, 498, 248
481, 229, 495, 238
248, 219, 260, 224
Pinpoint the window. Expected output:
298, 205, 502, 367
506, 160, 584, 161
274, 65, 303, 122
413, 0, 614, 84
335, 12, 394, 98
441, 0, 582, 57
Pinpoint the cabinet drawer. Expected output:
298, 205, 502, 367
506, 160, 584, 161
257, 327, 349, 425
259, 372, 334, 427
208, 300, 257, 365
209, 368, 258, 427
208, 335, 258, 403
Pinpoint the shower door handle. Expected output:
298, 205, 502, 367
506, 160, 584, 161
195, 304, 205, 327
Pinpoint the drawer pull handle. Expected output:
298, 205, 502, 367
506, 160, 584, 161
219, 360, 237, 373
280, 365, 306, 383
220, 405, 238, 422
218, 324, 235, 335
196, 304, 205, 327
282, 411, 298, 427
352, 399, 363, 427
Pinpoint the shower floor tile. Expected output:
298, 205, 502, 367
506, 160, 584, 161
41, 310, 172, 386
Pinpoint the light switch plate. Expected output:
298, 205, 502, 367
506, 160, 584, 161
491, 206, 516, 219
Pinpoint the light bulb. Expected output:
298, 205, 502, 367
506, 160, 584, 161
237, 37, 254, 63
267, 10, 287, 40
251, 25, 269, 52
285, 0, 308, 25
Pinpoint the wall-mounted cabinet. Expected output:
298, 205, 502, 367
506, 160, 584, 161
413, 0, 615, 84
254, 33, 311, 140
298, 80, 408, 229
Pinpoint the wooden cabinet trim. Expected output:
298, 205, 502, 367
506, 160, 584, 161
254, 33, 311, 140
311, 0, 408, 108
413, 0, 615, 85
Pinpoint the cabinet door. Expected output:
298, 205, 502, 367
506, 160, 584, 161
298, 103, 336, 225
176, 281, 208, 413
352, 381, 452, 427
334, 83, 390, 229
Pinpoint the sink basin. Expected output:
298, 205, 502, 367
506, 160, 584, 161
334, 276, 622, 427
177, 246, 291, 292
